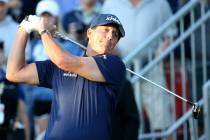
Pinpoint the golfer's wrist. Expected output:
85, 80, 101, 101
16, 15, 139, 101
39, 29, 50, 36
18, 25, 29, 35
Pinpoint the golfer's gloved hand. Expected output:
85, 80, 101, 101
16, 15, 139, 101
19, 15, 40, 34
27, 15, 40, 32
19, 19, 32, 34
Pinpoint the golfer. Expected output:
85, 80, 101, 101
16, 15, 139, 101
6, 13, 126, 140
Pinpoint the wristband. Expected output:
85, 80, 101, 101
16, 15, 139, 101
40, 29, 50, 36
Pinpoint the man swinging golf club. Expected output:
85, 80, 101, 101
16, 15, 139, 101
6, 13, 126, 140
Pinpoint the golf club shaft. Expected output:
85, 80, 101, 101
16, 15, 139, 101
126, 68, 194, 106
53, 32, 87, 50
53, 31, 195, 106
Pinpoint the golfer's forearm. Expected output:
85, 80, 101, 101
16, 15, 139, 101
40, 32, 105, 81
40, 32, 81, 71
6, 27, 28, 81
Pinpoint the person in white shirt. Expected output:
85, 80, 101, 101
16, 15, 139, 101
0, 0, 31, 70
102, 0, 176, 135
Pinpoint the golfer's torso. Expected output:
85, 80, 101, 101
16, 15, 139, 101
45, 69, 115, 140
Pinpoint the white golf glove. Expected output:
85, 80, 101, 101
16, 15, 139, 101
19, 15, 40, 34
19, 19, 32, 34
28, 15, 40, 31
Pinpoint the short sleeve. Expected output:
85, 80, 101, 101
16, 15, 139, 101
93, 54, 126, 86
35, 60, 54, 88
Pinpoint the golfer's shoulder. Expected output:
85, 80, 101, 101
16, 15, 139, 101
94, 54, 125, 66
107, 54, 125, 67
93, 54, 126, 78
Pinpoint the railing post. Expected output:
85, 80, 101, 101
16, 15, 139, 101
203, 81, 210, 140
133, 58, 145, 133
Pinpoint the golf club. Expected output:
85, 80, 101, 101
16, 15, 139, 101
53, 31, 201, 119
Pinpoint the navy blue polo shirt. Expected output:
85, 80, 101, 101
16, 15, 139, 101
35, 54, 126, 140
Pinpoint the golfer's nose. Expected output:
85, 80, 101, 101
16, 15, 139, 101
107, 31, 114, 40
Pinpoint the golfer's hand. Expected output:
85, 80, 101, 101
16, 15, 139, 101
19, 19, 31, 33
19, 15, 40, 34
27, 15, 40, 32
37, 17, 57, 35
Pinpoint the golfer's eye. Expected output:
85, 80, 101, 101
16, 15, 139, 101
113, 32, 119, 39
104, 28, 109, 33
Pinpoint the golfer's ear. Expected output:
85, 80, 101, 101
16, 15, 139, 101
87, 28, 92, 39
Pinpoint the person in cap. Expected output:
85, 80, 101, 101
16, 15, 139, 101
6, 13, 126, 140
31, 0, 59, 138
31, 1, 83, 139
33, 0, 82, 56
0, 0, 31, 70
0, 40, 31, 140
62, 0, 102, 42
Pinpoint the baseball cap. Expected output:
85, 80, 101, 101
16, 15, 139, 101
0, 0, 8, 3
90, 14, 125, 37
36, 0, 60, 17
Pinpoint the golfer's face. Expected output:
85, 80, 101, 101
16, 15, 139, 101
87, 25, 120, 54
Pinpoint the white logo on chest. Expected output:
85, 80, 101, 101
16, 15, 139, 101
63, 72, 77, 77
102, 55, 107, 59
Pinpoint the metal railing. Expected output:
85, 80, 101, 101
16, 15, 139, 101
203, 80, 210, 140
123, 0, 199, 64
139, 99, 203, 139
121, 0, 210, 139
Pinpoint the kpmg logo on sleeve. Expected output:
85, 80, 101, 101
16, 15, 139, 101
63, 72, 77, 77
106, 16, 121, 25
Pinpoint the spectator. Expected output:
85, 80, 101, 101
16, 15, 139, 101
31, 0, 83, 139
188, 0, 210, 135
18, 0, 40, 22
167, 0, 180, 13
62, 0, 101, 32
98, 0, 106, 4
194, 0, 210, 99
54, 0, 80, 18
64, 20, 87, 46
6, 0, 22, 22
0, 0, 31, 70
102, 0, 175, 135
0, 40, 30, 140
33, 0, 82, 56
62, 0, 102, 45
0, 1, 33, 139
